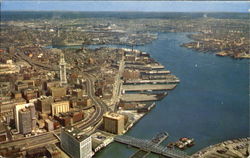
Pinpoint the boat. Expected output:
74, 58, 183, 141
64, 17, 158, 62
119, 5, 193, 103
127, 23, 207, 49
216, 51, 228, 57
179, 137, 195, 147
168, 137, 195, 150
167, 142, 175, 149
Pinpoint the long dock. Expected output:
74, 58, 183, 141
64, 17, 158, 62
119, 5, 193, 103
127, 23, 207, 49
142, 70, 171, 75
122, 84, 176, 92
125, 64, 165, 70
124, 79, 180, 84
121, 93, 167, 102
114, 135, 189, 158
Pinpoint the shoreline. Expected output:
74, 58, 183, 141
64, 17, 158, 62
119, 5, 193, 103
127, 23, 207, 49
192, 137, 250, 158
181, 33, 250, 59
92, 47, 178, 155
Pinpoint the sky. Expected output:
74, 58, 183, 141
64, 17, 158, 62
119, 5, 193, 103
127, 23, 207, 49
1, 1, 250, 12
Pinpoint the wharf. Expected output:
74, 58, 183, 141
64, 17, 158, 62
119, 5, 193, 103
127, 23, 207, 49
125, 64, 165, 70
121, 93, 167, 102
143, 70, 170, 75
122, 84, 176, 92
148, 65, 165, 70
124, 79, 180, 84
165, 75, 179, 80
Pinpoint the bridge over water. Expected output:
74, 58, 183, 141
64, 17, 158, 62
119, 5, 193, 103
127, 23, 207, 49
114, 135, 190, 158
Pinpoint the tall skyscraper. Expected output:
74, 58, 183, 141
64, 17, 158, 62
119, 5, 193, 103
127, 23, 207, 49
14, 103, 34, 133
18, 105, 36, 135
59, 53, 67, 86
19, 108, 32, 134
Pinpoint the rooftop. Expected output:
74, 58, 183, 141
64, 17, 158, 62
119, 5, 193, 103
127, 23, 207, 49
62, 126, 89, 142
103, 112, 124, 120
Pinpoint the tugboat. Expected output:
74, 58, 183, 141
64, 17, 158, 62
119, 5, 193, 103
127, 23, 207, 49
167, 142, 175, 149
179, 137, 195, 147
167, 137, 195, 150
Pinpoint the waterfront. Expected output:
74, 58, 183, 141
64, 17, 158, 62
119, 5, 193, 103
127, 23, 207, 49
94, 32, 249, 157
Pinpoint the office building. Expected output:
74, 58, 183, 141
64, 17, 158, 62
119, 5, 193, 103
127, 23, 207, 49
37, 96, 54, 114
14, 103, 34, 133
19, 108, 32, 134
61, 126, 92, 158
103, 112, 125, 135
51, 101, 70, 116
22, 88, 38, 101
50, 87, 66, 99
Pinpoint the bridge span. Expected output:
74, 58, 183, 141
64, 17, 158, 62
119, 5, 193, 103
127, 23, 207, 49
114, 135, 190, 158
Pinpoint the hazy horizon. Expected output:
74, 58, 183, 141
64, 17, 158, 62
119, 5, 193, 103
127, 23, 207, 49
1, 1, 249, 13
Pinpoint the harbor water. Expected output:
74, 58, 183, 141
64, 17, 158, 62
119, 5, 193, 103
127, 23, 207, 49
2, 11, 249, 158
94, 32, 249, 157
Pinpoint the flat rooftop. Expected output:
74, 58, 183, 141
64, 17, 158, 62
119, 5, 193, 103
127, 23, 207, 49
62, 126, 89, 142
103, 112, 124, 120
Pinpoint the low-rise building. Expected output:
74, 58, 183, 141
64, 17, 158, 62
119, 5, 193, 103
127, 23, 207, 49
12, 91, 22, 99
72, 89, 84, 98
44, 119, 54, 131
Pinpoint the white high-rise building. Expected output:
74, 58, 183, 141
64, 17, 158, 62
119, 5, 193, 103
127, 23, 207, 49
61, 126, 92, 158
14, 103, 35, 133
59, 53, 67, 86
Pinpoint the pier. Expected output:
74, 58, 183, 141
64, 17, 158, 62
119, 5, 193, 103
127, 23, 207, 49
121, 93, 167, 102
125, 64, 165, 70
124, 79, 180, 84
122, 84, 176, 92
142, 70, 171, 75
114, 135, 190, 158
